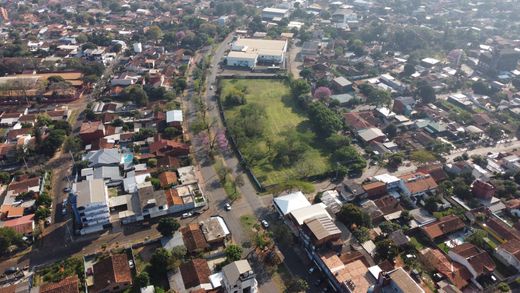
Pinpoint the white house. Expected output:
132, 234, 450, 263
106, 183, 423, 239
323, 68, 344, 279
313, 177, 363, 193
495, 239, 520, 271
221, 260, 258, 293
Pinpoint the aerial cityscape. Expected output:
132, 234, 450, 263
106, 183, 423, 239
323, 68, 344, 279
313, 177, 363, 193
0, 0, 520, 292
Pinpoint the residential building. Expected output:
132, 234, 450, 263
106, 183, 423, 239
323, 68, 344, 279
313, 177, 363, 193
180, 259, 212, 291
261, 7, 289, 20
378, 267, 424, 293
273, 191, 311, 217
357, 127, 386, 144
471, 179, 495, 200
332, 76, 353, 93
200, 216, 230, 245
83, 149, 121, 168
421, 215, 465, 241
301, 215, 342, 247
221, 260, 258, 293
91, 254, 133, 293
166, 110, 183, 129
138, 181, 169, 218
40, 275, 80, 293
448, 243, 495, 279
1, 214, 35, 237
496, 239, 520, 271
79, 121, 106, 144
420, 248, 471, 289
71, 179, 110, 235
181, 223, 209, 253
400, 172, 438, 198
320, 253, 376, 293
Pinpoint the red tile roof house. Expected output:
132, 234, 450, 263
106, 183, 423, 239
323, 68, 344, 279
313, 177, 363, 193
448, 243, 495, 280
471, 179, 495, 200
496, 239, 520, 271
179, 258, 212, 291
400, 172, 438, 198
149, 136, 189, 157
90, 254, 133, 293
40, 275, 80, 293
1, 214, 35, 236
419, 248, 471, 289
79, 121, 105, 145
421, 215, 465, 242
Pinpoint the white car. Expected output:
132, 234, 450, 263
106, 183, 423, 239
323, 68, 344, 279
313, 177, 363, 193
128, 260, 134, 269
181, 212, 193, 219
261, 220, 269, 229
224, 203, 231, 211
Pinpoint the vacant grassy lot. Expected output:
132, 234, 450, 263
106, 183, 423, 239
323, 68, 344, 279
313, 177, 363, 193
221, 79, 331, 186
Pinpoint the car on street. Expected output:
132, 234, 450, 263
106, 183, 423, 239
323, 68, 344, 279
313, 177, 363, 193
210, 85, 214, 90
128, 260, 134, 269
181, 212, 193, 219
224, 203, 231, 211
261, 220, 269, 229
4, 267, 19, 275
63, 187, 71, 193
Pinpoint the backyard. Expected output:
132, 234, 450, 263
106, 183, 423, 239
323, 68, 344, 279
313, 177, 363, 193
220, 79, 331, 186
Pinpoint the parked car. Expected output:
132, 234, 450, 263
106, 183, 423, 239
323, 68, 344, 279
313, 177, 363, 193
128, 260, 134, 269
261, 220, 269, 229
4, 267, 19, 275
224, 203, 231, 211
63, 187, 71, 193
181, 212, 193, 219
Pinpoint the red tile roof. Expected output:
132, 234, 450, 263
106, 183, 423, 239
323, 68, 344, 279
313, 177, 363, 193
79, 121, 104, 134
7, 177, 40, 193
40, 275, 79, 293
400, 172, 438, 195
485, 216, 520, 241
181, 223, 209, 252
499, 239, 520, 261
422, 215, 465, 240
92, 254, 132, 292
180, 259, 211, 289
158, 171, 178, 188
3, 214, 34, 234
420, 248, 471, 289
450, 243, 495, 276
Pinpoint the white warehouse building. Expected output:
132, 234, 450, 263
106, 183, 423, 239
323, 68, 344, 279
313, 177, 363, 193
226, 38, 287, 69
261, 7, 289, 20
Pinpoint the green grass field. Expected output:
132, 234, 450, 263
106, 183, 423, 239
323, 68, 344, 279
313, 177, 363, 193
221, 79, 331, 186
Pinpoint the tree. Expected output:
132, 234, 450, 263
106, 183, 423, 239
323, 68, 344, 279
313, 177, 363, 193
135, 272, 150, 288
224, 88, 246, 107
486, 124, 503, 140
150, 248, 172, 275
307, 102, 343, 136
333, 146, 366, 174
146, 26, 163, 41
383, 123, 397, 139
359, 83, 391, 106
35, 206, 50, 221
337, 204, 372, 228
314, 86, 332, 101
36, 192, 52, 207
124, 86, 149, 107
147, 158, 157, 168
379, 221, 401, 234
403, 63, 416, 76
287, 278, 309, 293
0, 172, 10, 184
353, 227, 370, 243
417, 81, 436, 103
497, 282, 510, 292
0, 227, 23, 255
410, 150, 436, 164
386, 152, 404, 169
38, 129, 67, 156
157, 217, 180, 237
466, 229, 487, 248
290, 79, 311, 99
225, 244, 243, 262
375, 239, 398, 261
325, 134, 350, 150
299, 68, 313, 80
63, 136, 82, 153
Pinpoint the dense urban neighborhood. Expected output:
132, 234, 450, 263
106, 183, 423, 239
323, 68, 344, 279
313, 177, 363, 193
1, 0, 520, 293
